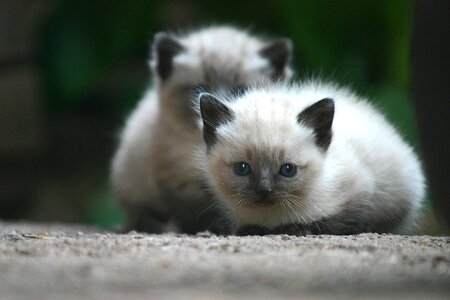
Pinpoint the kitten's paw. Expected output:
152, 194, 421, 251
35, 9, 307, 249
124, 206, 171, 234
236, 225, 271, 236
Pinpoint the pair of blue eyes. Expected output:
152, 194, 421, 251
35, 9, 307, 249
233, 162, 297, 177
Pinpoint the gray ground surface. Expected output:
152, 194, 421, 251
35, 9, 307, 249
0, 222, 449, 299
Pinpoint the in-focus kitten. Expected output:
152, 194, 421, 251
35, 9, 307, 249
197, 81, 425, 235
111, 26, 293, 233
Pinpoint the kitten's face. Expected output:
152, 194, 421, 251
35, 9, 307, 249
209, 146, 318, 210
199, 93, 334, 225
150, 27, 293, 117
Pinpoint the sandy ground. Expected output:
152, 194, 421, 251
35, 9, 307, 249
0, 222, 448, 300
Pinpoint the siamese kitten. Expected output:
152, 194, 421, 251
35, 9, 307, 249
197, 81, 425, 235
111, 26, 293, 233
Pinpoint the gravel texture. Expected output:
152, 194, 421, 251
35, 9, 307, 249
0, 221, 449, 299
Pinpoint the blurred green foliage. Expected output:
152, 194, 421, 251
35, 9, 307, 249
40, 0, 415, 227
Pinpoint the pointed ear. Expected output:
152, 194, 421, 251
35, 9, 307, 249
152, 32, 184, 81
259, 38, 293, 80
199, 94, 235, 147
297, 98, 335, 150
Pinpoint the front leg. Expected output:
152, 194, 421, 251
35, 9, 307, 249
273, 218, 378, 235
236, 224, 271, 236
120, 204, 170, 234
273, 223, 313, 235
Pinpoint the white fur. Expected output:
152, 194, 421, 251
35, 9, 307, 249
198, 81, 425, 233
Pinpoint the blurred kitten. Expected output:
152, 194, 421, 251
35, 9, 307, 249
111, 26, 293, 233
197, 81, 425, 235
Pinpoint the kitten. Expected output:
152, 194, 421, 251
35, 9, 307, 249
111, 26, 293, 234
197, 81, 425, 235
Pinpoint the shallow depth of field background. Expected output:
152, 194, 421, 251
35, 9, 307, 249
0, 0, 444, 232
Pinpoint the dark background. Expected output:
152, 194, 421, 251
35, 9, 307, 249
0, 0, 447, 233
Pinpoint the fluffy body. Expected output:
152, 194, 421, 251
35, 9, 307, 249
197, 81, 425, 235
111, 26, 292, 233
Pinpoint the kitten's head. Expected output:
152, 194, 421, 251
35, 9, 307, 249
198, 89, 334, 225
150, 26, 293, 117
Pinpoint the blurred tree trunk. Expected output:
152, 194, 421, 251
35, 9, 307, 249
0, 0, 54, 219
411, 0, 450, 229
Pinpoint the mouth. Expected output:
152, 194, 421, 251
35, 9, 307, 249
231, 193, 279, 209
240, 198, 277, 209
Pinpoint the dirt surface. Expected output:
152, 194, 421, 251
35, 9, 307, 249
0, 221, 449, 299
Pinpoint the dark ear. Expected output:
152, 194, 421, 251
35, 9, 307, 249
152, 32, 184, 81
199, 94, 235, 147
259, 38, 293, 79
297, 98, 335, 150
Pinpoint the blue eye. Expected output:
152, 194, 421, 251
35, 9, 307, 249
192, 85, 209, 94
279, 163, 297, 177
233, 162, 251, 176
